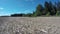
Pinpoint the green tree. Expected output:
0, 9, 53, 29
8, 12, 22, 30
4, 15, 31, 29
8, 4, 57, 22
33, 4, 44, 16
44, 1, 50, 16
56, 1, 60, 16
49, 1, 57, 15
46, 12, 50, 16
57, 1, 60, 11
44, 1, 57, 16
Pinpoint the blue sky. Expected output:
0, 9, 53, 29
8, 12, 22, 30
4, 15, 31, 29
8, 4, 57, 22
0, 0, 59, 16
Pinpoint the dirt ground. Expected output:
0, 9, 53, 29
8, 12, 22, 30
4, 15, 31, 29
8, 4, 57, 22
0, 17, 60, 34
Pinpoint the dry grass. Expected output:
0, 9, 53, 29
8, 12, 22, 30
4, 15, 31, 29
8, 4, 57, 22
0, 17, 60, 34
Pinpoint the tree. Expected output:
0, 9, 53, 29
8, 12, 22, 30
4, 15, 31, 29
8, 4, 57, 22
25, 13, 32, 17
33, 4, 44, 16
44, 1, 57, 16
44, 1, 50, 15
49, 1, 53, 15
57, 1, 60, 11
52, 5, 57, 15
55, 1, 60, 16
11, 14, 24, 17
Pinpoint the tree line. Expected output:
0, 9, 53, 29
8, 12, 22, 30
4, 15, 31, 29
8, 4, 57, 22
11, 1, 60, 17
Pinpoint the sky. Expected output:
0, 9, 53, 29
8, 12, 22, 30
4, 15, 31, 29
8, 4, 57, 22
0, 0, 59, 16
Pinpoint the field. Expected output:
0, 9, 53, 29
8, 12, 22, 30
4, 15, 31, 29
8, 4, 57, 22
0, 17, 60, 34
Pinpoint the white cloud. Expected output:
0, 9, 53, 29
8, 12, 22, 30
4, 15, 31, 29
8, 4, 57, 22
25, 0, 35, 4
23, 9, 33, 14
0, 8, 4, 10
16, 9, 33, 14
25, 0, 34, 1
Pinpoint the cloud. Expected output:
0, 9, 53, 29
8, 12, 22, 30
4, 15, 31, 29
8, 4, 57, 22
0, 8, 4, 10
23, 9, 33, 14
16, 9, 33, 14
25, 0, 34, 2
25, 0, 35, 4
